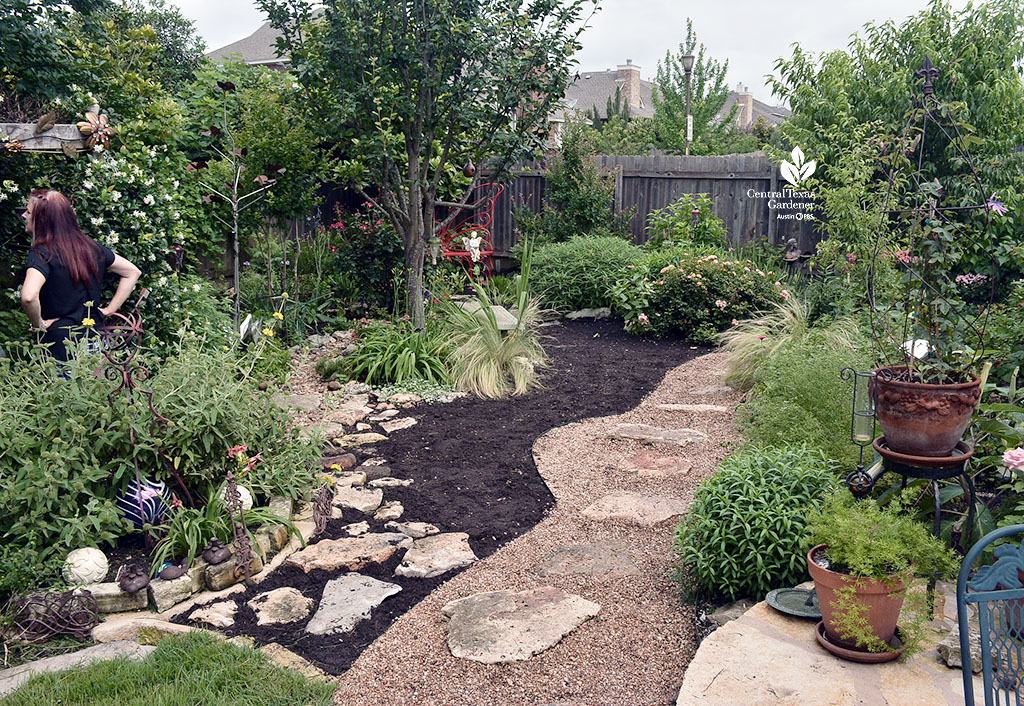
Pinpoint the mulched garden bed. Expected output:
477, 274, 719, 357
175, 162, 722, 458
175, 318, 707, 675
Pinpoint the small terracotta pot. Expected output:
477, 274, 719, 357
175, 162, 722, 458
807, 545, 906, 649
873, 366, 981, 457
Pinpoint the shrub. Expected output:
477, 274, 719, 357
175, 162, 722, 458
610, 249, 782, 343
531, 236, 642, 311
329, 207, 405, 311
0, 342, 318, 589
513, 117, 633, 245
739, 335, 872, 466
645, 192, 726, 250
343, 319, 449, 385
674, 446, 838, 601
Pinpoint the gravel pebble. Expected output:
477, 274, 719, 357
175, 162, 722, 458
332, 351, 739, 705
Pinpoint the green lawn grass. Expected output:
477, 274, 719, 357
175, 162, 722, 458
1, 633, 335, 706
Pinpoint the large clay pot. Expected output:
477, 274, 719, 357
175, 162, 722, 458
873, 366, 981, 457
807, 545, 906, 649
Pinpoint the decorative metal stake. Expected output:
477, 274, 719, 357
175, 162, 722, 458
915, 56, 940, 96
842, 367, 881, 497
312, 483, 333, 536
224, 471, 254, 585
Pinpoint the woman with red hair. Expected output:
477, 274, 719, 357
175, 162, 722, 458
20, 189, 141, 362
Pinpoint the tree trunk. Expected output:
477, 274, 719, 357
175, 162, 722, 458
405, 233, 425, 330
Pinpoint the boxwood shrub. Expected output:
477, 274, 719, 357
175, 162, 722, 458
674, 445, 837, 601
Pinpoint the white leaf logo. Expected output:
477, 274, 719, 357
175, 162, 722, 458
780, 146, 815, 187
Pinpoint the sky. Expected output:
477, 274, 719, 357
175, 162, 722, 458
168, 0, 971, 106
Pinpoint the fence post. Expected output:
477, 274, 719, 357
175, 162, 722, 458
767, 164, 779, 246
613, 165, 624, 214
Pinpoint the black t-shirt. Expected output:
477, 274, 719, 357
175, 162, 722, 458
26, 241, 115, 326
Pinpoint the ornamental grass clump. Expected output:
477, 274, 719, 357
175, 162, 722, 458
441, 238, 547, 398
719, 296, 862, 391
673, 445, 838, 601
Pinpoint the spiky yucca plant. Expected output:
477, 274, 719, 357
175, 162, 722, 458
442, 239, 548, 398
719, 296, 860, 391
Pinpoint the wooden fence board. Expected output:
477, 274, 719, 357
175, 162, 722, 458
484, 151, 824, 259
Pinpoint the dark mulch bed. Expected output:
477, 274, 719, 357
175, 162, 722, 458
174, 319, 706, 675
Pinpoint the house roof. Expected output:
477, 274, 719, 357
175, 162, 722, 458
554, 69, 655, 122
722, 91, 791, 126
206, 21, 288, 65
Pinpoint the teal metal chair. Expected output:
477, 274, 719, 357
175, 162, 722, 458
958, 524, 1024, 705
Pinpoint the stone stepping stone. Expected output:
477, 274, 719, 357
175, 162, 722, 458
386, 521, 440, 539
191, 601, 237, 628
333, 485, 383, 514
260, 643, 330, 682
337, 432, 388, 448
273, 393, 322, 413
369, 477, 413, 488
581, 491, 688, 526
331, 471, 367, 487
247, 587, 313, 626
323, 395, 373, 426
535, 542, 640, 578
395, 532, 478, 578
0, 640, 155, 696
656, 403, 730, 413
286, 533, 412, 573
343, 521, 369, 536
619, 451, 693, 478
607, 423, 707, 447
375, 501, 404, 521
368, 409, 401, 422
688, 384, 734, 396
305, 573, 401, 635
380, 417, 417, 434
442, 587, 600, 664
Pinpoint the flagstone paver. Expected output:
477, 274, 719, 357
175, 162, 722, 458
305, 574, 402, 635
581, 491, 689, 525
534, 542, 640, 578
286, 533, 412, 573
442, 587, 600, 664
395, 533, 479, 578
606, 423, 708, 446
247, 587, 313, 626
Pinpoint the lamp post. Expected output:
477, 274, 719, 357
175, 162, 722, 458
682, 52, 694, 156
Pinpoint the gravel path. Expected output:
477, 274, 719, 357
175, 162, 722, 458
332, 350, 742, 706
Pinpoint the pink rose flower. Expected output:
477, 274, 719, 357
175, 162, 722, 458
637, 313, 649, 325
1005, 448, 1024, 472
715, 300, 727, 310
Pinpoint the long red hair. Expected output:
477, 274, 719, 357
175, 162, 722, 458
29, 189, 100, 287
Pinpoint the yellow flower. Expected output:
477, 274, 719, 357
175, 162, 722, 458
262, 328, 274, 338
330, 464, 342, 471
81, 317, 96, 327
280, 291, 289, 299
273, 311, 284, 320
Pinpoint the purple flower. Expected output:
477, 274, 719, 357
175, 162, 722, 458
987, 194, 1009, 216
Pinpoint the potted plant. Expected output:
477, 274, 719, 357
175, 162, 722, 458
805, 492, 956, 662
864, 62, 1006, 457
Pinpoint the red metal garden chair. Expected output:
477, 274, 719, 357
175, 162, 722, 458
438, 182, 504, 279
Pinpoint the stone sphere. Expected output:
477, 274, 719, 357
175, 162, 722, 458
63, 547, 109, 585
220, 484, 254, 511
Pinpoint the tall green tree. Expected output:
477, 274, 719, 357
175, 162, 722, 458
257, 0, 593, 328
0, 0, 109, 105
652, 19, 750, 155
769, 0, 1024, 282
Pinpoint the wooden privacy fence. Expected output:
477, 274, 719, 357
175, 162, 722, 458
484, 152, 823, 261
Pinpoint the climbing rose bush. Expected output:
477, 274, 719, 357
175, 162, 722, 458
609, 250, 782, 343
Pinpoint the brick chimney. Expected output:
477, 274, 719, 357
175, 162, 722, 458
616, 59, 641, 108
735, 83, 754, 130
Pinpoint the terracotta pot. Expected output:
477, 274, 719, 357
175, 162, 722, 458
873, 366, 981, 457
807, 545, 906, 649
